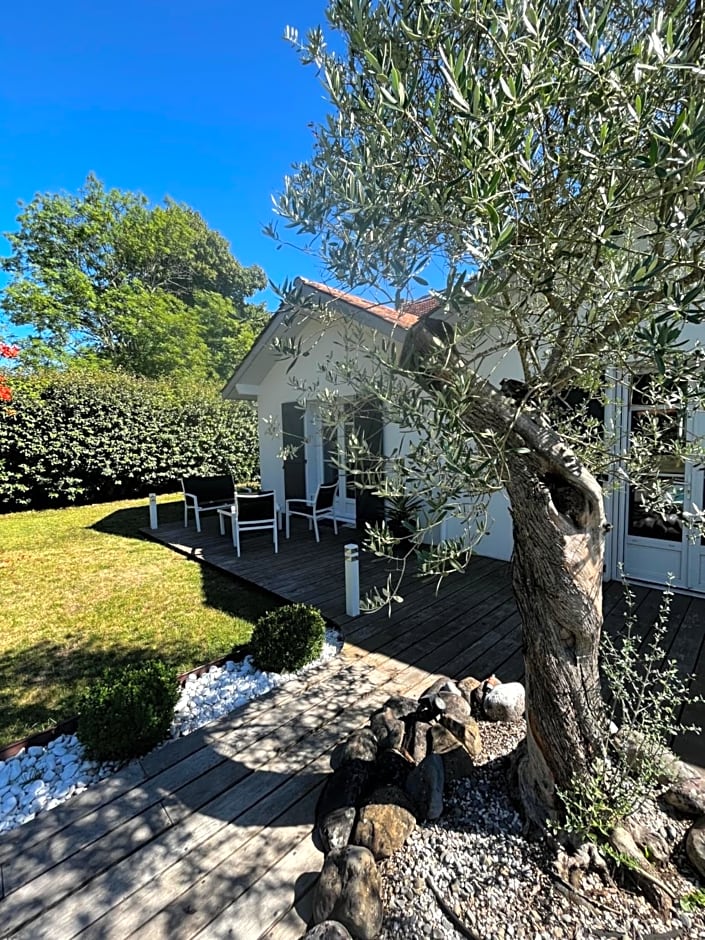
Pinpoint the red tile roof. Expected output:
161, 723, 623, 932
298, 278, 432, 330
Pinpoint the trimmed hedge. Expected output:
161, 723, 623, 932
0, 368, 259, 509
250, 603, 326, 674
77, 660, 180, 762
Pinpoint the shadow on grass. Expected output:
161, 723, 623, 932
0, 638, 164, 747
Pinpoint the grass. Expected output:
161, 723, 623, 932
0, 494, 274, 747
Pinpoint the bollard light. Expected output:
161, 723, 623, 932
344, 543, 360, 617
149, 493, 158, 530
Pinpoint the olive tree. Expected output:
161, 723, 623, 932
273, 0, 705, 836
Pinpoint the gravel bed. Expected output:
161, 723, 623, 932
0, 629, 341, 834
379, 721, 705, 940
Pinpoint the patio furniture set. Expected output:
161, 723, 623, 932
180, 476, 339, 556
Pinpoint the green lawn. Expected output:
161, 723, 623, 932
0, 495, 274, 747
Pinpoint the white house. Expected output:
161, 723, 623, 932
223, 278, 705, 595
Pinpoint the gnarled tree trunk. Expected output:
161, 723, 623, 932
401, 317, 610, 828
505, 450, 608, 828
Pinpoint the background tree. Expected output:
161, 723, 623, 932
1, 174, 268, 380
274, 0, 705, 841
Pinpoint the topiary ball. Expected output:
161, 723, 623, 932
250, 603, 326, 674
77, 660, 180, 762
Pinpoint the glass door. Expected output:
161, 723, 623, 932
686, 410, 705, 592
622, 376, 688, 587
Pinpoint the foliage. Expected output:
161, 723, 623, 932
77, 660, 180, 762
680, 889, 705, 912
273, 0, 705, 578
0, 366, 258, 509
0, 496, 270, 748
270, 0, 705, 821
0, 341, 18, 403
1, 174, 269, 380
250, 603, 326, 674
557, 581, 703, 844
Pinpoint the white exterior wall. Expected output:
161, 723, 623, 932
244, 309, 705, 585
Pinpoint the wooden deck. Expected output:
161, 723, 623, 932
0, 518, 703, 939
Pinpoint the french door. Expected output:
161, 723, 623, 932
619, 380, 705, 592
305, 400, 384, 524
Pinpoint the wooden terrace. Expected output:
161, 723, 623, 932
0, 517, 703, 939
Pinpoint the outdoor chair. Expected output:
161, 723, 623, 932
285, 480, 339, 542
181, 475, 235, 533
218, 491, 278, 557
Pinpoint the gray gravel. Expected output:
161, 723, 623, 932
378, 721, 705, 940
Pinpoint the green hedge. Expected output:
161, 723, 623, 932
0, 368, 259, 509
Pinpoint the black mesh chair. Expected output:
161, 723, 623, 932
285, 480, 339, 542
218, 491, 278, 557
181, 475, 235, 532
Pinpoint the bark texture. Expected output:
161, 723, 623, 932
401, 318, 610, 827
506, 450, 608, 827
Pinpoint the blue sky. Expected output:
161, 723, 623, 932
0, 0, 333, 320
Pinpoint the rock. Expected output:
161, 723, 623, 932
312, 846, 383, 940
369, 708, 406, 751
316, 761, 372, 825
457, 676, 481, 704
438, 709, 481, 758
405, 753, 445, 821
371, 748, 414, 790
319, 807, 358, 853
409, 719, 432, 763
472, 674, 501, 710
379, 696, 419, 719
662, 762, 705, 817
416, 694, 446, 723
429, 724, 476, 781
483, 682, 525, 722
330, 729, 378, 770
617, 730, 681, 785
686, 817, 705, 881
352, 802, 416, 859
420, 677, 462, 700
302, 922, 353, 940
439, 692, 472, 722
364, 785, 418, 817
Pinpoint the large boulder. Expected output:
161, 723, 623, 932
438, 707, 481, 758
303, 922, 353, 940
457, 675, 482, 705
662, 762, 705, 818
319, 806, 358, 854
352, 802, 416, 860
370, 705, 406, 749
420, 677, 463, 700
483, 682, 525, 723
429, 723, 476, 781
316, 761, 372, 851
405, 752, 445, 820
312, 846, 383, 940
686, 816, 705, 882
330, 729, 378, 770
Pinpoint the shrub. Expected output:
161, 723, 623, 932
557, 578, 703, 845
0, 367, 259, 510
250, 604, 326, 674
77, 660, 180, 762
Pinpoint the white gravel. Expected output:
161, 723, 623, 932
0, 629, 341, 834
379, 720, 705, 940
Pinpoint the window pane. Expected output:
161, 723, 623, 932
628, 482, 684, 542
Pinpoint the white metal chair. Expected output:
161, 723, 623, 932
218, 491, 278, 557
285, 480, 339, 542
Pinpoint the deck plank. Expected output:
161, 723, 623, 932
0, 519, 702, 939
